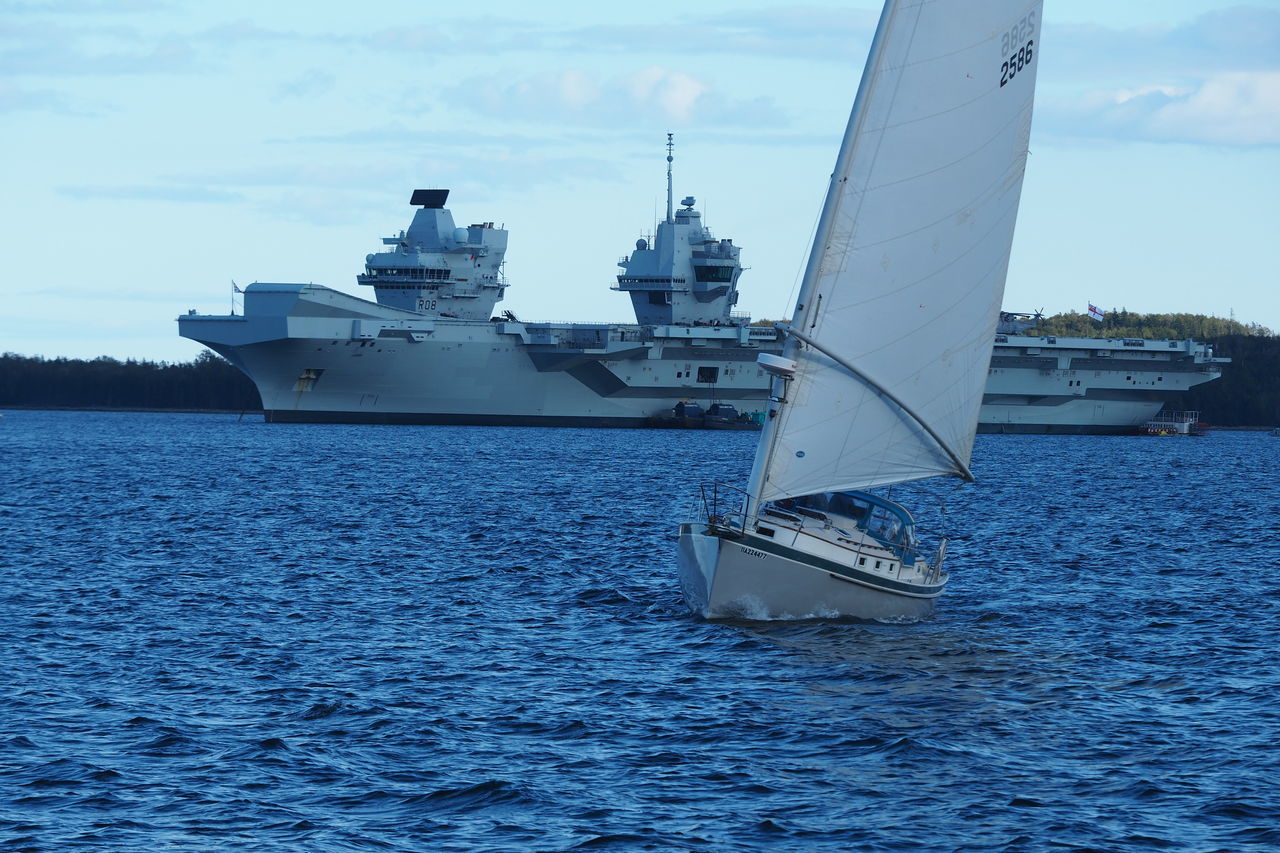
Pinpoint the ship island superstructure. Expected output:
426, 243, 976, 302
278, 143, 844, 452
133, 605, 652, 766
356, 188, 508, 320
179, 142, 1228, 431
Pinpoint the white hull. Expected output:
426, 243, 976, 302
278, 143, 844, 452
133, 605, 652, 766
677, 523, 943, 621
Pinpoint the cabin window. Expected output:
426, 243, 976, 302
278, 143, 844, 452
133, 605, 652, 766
867, 506, 902, 544
858, 557, 866, 566
697, 366, 719, 383
875, 560, 882, 569
693, 265, 734, 282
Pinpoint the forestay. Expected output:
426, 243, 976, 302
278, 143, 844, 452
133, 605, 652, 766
756, 0, 1043, 503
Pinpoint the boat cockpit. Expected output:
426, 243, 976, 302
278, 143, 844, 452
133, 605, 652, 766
766, 490, 918, 559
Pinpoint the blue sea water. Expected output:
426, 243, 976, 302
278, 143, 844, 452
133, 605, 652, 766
1, 410, 1278, 852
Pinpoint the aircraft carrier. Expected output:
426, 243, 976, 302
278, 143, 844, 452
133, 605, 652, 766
179, 151, 1227, 433
980, 313, 1226, 433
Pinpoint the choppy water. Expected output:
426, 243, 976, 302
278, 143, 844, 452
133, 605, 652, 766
2, 410, 1278, 851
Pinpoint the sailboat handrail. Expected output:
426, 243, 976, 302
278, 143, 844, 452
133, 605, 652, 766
777, 322, 975, 483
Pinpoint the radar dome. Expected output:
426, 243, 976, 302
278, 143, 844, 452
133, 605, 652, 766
453, 227, 470, 244
757, 353, 798, 378
636, 238, 648, 251
681, 196, 696, 208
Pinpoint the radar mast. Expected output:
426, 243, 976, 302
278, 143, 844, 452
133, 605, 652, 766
615, 134, 745, 326
665, 132, 674, 224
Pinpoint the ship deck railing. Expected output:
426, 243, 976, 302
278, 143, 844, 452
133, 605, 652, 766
1147, 410, 1201, 424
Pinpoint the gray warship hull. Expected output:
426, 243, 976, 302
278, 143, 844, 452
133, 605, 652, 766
183, 283, 780, 427
181, 283, 1226, 432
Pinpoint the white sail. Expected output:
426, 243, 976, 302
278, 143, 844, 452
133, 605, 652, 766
754, 0, 1042, 504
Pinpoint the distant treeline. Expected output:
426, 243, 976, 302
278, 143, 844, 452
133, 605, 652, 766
1035, 310, 1273, 340
0, 351, 261, 412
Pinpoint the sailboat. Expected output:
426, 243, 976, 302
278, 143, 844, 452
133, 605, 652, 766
678, 0, 1043, 620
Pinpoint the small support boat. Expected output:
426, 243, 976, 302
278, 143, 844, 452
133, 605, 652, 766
647, 401, 760, 430
1142, 410, 1208, 436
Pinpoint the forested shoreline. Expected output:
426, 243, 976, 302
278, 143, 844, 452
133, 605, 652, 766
1033, 310, 1271, 341
2, 312, 1277, 426
1168, 334, 1278, 427
0, 350, 261, 413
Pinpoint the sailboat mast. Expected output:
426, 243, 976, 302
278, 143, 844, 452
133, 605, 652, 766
743, 0, 900, 513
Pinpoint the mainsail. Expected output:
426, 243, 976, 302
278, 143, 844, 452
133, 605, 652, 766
751, 0, 1042, 504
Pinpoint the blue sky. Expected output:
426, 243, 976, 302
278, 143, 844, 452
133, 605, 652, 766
3, 0, 1278, 362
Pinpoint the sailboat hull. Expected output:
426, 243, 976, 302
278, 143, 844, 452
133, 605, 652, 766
677, 523, 942, 621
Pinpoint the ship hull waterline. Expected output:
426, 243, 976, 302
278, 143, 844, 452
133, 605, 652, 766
677, 523, 944, 621
198, 331, 1203, 432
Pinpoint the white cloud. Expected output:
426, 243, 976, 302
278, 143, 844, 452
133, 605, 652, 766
65, 185, 246, 203
0, 1, 163, 14
562, 7, 878, 61
1051, 5, 1280, 78
449, 66, 779, 128
363, 25, 451, 52
1044, 72, 1280, 147
627, 67, 709, 123
0, 80, 72, 112
1111, 85, 1192, 105
556, 69, 600, 111
1148, 72, 1280, 146
273, 69, 336, 101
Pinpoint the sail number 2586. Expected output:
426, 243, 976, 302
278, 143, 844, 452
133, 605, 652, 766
1001, 40, 1034, 87
999, 10, 1036, 88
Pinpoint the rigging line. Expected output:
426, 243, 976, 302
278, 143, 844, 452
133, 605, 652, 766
777, 322, 975, 483
784, 180, 827, 320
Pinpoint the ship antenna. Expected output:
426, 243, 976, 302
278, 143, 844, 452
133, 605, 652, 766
665, 132, 674, 224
